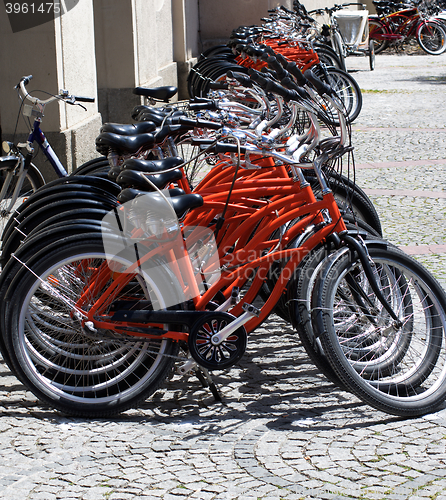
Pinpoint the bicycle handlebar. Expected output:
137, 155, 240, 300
72, 96, 95, 103
15, 75, 33, 88
16, 75, 95, 108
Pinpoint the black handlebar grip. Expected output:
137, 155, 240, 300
265, 79, 301, 102
279, 5, 294, 14
188, 101, 218, 111
264, 79, 287, 98
286, 61, 307, 86
190, 138, 216, 147
22, 75, 33, 85
178, 116, 223, 130
281, 76, 307, 98
227, 71, 253, 88
74, 96, 95, 103
16, 75, 33, 88
209, 81, 229, 90
214, 142, 247, 154
246, 46, 264, 58
259, 44, 275, 56
266, 56, 287, 79
248, 69, 269, 89
275, 52, 289, 68
303, 69, 333, 96
190, 97, 213, 103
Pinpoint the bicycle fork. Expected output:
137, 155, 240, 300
341, 233, 403, 329
0, 152, 32, 215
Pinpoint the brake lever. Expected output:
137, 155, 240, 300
66, 97, 87, 111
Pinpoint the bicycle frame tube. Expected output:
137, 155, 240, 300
379, 10, 421, 40
27, 118, 68, 177
72, 180, 347, 340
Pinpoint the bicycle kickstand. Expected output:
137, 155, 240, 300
194, 366, 223, 402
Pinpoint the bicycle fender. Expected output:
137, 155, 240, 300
0, 155, 20, 170
0, 158, 44, 187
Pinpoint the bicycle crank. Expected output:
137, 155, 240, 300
187, 304, 259, 370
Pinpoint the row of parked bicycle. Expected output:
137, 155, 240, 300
1, 56, 446, 420
188, 0, 446, 111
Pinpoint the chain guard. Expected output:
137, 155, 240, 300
188, 311, 247, 370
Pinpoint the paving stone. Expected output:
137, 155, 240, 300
1, 51, 446, 500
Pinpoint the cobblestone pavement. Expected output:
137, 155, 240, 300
0, 53, 446, 500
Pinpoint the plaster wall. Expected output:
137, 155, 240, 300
0, 0, 100, 178
94, 0, 179, 121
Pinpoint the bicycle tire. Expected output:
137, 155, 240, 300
4, 234, 183, 418
286, 225, 381, 388
313, 66, 363, 124
40, 175, 120, 195
199, 45, 233, 61
369, 40, 375, 71
368, 19, 389, 55
312, 243, 446, 417
1, 192, 116, 249
331, 31, 347, 72
1, 199, 116, 268
306, 170, 382, 236
2, 183, 117, 222
287, 245, 347, 388
70, 158, 109, 176
417, 21, 446, 55
0, 226, 109, 377
314, 44, 344, 69
201, 63, 248, 97
1, 175, 120, 239
188, 58, 237, 98
260, 213, 380, 324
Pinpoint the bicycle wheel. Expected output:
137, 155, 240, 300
1, 198, 116, 269
331, 31, 347, 72
1, 193, 116, 246
199, 45, 234, 61
369, 40, 375, 71
287, 245, 346, 388
313, 66, 363, 124
314, 44, 344, 69
0, 227, 108, 377
368, 19, 389, 55
0, 164, 45, 241
0, 175, 119, 244
312, 243, 446, 417
417, 21, 446, 55
201, 64, 249, 97
70, 158, 109, 176
4, 235, 183, 418
307, 170, 382, 236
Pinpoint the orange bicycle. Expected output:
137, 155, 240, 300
2, 69, 446, 420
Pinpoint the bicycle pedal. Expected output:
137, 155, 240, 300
231, 286, 240, 305
177, 359, 196, 376
242, 302, 260, 316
